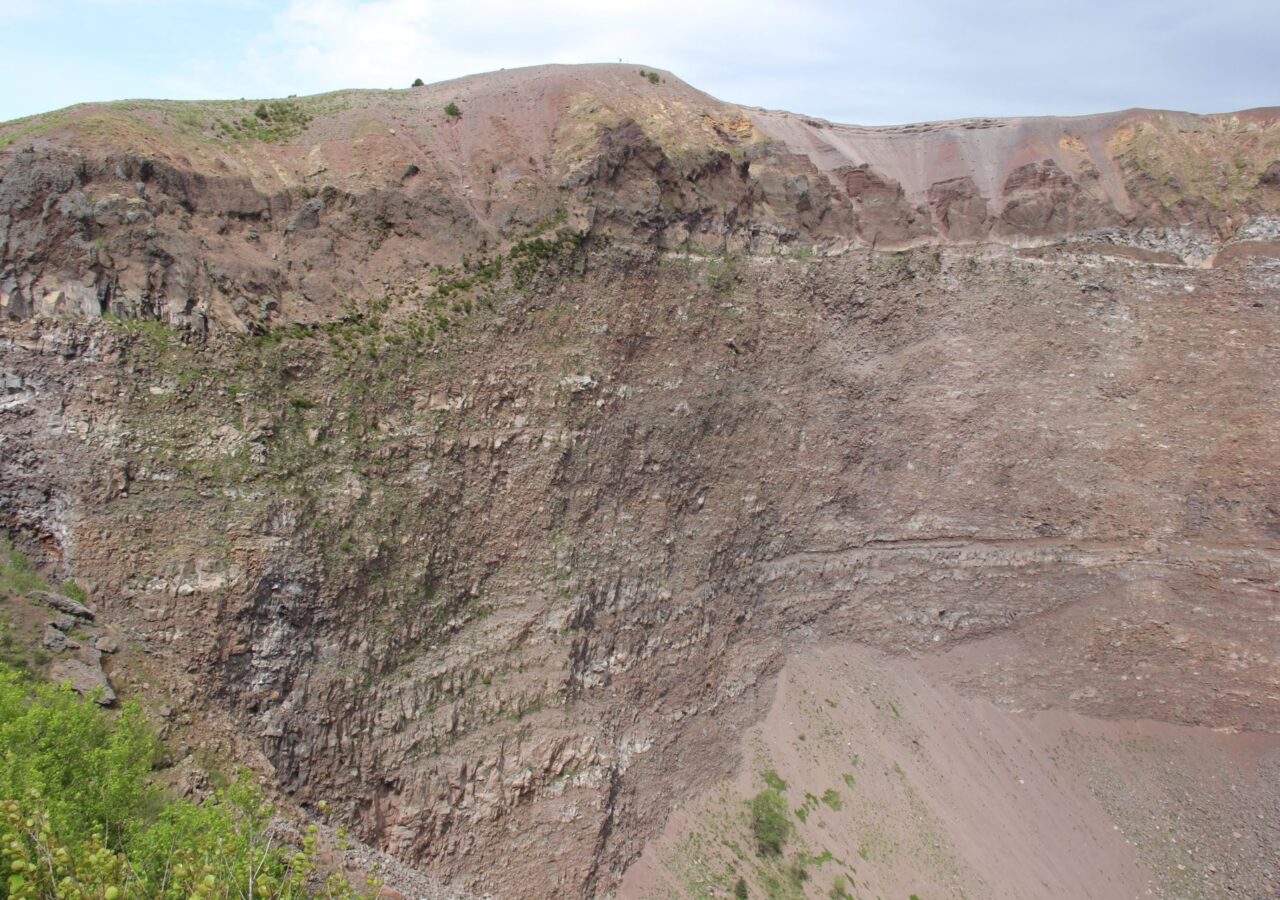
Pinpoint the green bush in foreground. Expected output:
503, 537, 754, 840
0, 665, 371, 898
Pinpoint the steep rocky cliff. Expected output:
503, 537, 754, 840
5, 64, 1279, 332
2, 65, 1278, 897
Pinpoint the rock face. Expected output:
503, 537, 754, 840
1, 65, 1279, 897
749, 106, 1280, 247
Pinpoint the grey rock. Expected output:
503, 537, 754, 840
50, 614, 77, 631
42, 627, 72, 652
285, 198, 324, 235
49, 659, 115, 705
93, 635, 120, 654
30, 590, 94, 621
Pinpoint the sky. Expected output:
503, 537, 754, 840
2, 0, 1278, 125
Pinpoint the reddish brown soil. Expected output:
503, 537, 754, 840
623, 643, 1280, 899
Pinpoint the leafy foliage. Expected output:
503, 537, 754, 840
443, 101, 461, 119
748, 788, 791, 857
0, 666, 374, 898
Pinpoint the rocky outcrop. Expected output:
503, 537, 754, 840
835, 163, 934, 246
994, 158, 1117, 237
750, 105, 1280, 250
3, 66, 1277, 335
31, 588, 94, 619
927, 175, 990, 239
5, 234, 1279, 894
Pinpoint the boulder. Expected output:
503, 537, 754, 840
42, 627, 75, 652
30, 590, 94, 621
285, 198, 324, 235
50, 614, 77, 631
49, 659, 115, 705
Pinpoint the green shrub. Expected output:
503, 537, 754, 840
444, 101, 461, 119
748, 789, 790, 857
734, 875, 749, 899
0, 669, 157, 852
411, 78, 425, 87
760, 769, 788, 793
0, 664, 374, 898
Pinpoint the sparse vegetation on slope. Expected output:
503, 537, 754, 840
231, 99, 313, 142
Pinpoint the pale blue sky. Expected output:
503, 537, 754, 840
2, 0, 1277, 125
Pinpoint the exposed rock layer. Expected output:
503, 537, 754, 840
3, 65, 1278, 333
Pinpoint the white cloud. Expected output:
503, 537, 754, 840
249, 0, 844, 96
2, 0, 1277, 124
240, 0, 1279, 123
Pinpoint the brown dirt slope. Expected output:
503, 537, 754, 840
623, 643, 1280, 899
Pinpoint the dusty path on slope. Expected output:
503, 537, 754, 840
620, 643, 1280, 899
